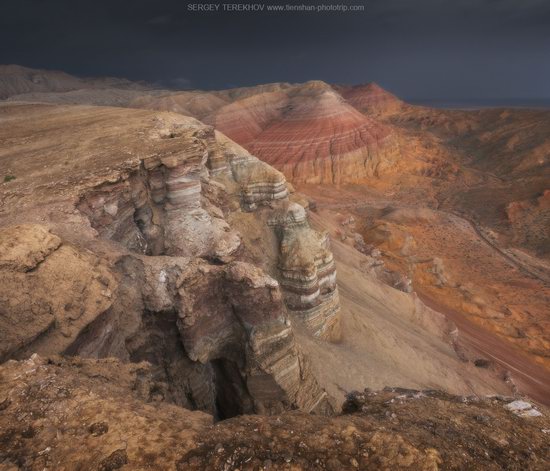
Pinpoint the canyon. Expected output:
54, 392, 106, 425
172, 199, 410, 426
0, 103, 337, 418
0, 66, 549, 470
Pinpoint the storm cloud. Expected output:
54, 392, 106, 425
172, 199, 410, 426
1, 0, 549, 101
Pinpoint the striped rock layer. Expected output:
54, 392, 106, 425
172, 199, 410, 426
269, 202, 341, 340
202, 81, 401, 184
0, 103, 335, 417
174, 260, 332, 415
336, 82, 404, 117
206, 130, 289, 210
87, 80, 402, 185
78, 118, 289, 260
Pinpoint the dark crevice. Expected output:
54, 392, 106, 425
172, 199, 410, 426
72, 169, 271, 422
124, 308, 256, 421
212, 358, 254, 420
125, 309, 216, 412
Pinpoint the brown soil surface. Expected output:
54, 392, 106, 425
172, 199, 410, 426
1, 356, 549, 471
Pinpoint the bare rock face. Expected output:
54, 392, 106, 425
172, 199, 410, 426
175, 260, 331, 415
269, 202, 340, 340
207, 130, 290, 210
0, 224, 116, 363
230, 156, 289, 211
77, 117, 242, 262
0, 102, 337, 418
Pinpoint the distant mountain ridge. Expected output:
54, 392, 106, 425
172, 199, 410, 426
0, 64, 150, 99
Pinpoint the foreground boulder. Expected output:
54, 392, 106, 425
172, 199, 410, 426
0, 224, 116, 362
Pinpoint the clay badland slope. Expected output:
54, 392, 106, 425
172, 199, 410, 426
0, 102, 510, 411
2, 66, 549, 394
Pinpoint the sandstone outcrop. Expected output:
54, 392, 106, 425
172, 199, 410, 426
0, 224, 116, 362
211, 130, 290, 210
76, 116, 242, 261
268, 202, 340, 340
175, 260, 331, 415
0, 102, 336, 418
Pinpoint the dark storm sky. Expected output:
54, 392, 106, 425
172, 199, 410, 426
1, 0, 550, 100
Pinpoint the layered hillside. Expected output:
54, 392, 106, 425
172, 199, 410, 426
336, 82, 404, 116
1, 75, 548, 469
0, 101, 514, 415
5, 73, 403, 185
0, 102, 338, 418
144, 81, 402, 184
3, 67, 548, 398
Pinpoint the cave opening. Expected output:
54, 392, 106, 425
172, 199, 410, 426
123, 309, 256, 421
212, 358, 254, 420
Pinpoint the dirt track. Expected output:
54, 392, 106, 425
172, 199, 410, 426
418, 292, 550, 406
304, 188, 550, 407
